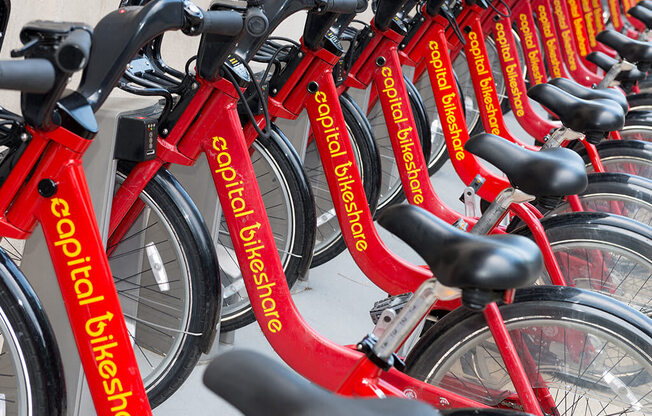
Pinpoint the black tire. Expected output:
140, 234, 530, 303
305, 94, 380, 267
218, 127, 316, 326
548, 172, 652, 226
573, 139, 652, 178
406, 287, 652, 414
111, 166, 221, 408
364, 74, 431, 214
0, 252, 64, 415
513, 212, 652, 315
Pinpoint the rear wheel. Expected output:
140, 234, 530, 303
547, 173, 652, 226
514, 212, 652, 315
406, 295, 652, 415
573, 140, 652, 178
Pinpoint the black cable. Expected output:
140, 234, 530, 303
185, 55, 198, 76
222, 59, 271, 140
490, 0, 511, 18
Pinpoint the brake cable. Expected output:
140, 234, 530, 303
222, 58, 271, 140
489, 0, 511, 18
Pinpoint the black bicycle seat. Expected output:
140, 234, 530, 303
597, 30, 652, 65
585, 51, 645, 82
378, 205, 542, 290
527, 83, 624, 135
629, 5, 652, 29
204, 349, 440, 416
641, 0, 652, 11
465, 133, 588, 197
547, 77, 628, 113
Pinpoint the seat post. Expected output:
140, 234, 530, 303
598, 59, 637, 88
470, 188, 534, 235
372, 279, 458, 361
541, 127, 583, 150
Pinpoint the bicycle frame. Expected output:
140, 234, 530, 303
179, 68, 554, 414
0, 126, 151, 415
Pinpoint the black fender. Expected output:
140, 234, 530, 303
266, 123, 317, 279
573, 138, 652, 163
512, 210, 652, 240
151, 167, 221, 353
407, 286, 652, 368
586, 171, 652, 194
0, 247, 66, 414
339, 92, 382, 214
626, 92, 652, 114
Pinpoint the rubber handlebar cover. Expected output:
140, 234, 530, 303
0, 59, 56, 93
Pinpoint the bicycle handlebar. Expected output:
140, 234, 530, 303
318, 0, 361, 13
55, 28, 92, 73
202, 9, 244, 36
0, 59, 55, 93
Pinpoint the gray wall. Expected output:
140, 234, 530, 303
0, 1, 356, 110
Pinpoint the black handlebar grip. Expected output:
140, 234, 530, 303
55, 29, 92, 73
0, 59, 56, 93
202, 10, 244, 36
321, 0, 360, 13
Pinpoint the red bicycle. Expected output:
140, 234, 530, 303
0, 1, 245, 414
108, 1, 652, 414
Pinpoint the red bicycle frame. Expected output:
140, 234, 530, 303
0, 126, 151, 415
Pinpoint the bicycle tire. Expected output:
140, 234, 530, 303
513, 211, 652, 315
306, 94, 380, 267
547, 172, 652, 226
111, 166, 220, 408
572, 139, 652, 178
365, 74, 432, 214
0, 248, 64, 415
406, 287, 652, 415
218, 127, 316, 326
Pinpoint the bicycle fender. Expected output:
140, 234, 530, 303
151, 167, 221, 353
513, 211, 652, 243
0, 247, 66, 415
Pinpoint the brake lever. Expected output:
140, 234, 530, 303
10, 37, 38, 58
441, 4, 465, 46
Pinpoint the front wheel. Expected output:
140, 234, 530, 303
406, 289, 652, 415
111, 167, 220, 408
217, 128, 316, 328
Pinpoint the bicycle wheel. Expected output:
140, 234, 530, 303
514, 212, 652, 315
0, 251, 63, 415
365, 74, 431, 213
573, 140, 652, 178
547, 173, 652, 226
406, 288, 652, 415
111, 166, 220, 408
218, 127, 316, 326
620, 120, 652, 143
305, 94, 380, 266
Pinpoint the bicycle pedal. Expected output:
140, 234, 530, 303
369, 293, 413, 324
